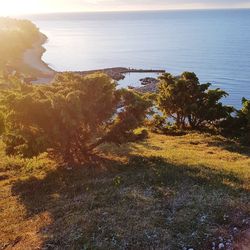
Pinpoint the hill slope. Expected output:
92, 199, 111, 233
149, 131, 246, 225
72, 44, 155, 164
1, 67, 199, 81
0, 132, 249, 249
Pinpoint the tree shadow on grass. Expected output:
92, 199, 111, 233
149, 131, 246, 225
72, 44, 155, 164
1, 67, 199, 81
207, 137, 250, 157
11, 155, 249, 249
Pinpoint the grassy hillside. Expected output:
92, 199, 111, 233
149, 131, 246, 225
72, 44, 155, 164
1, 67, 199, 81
0, 132, 249, 249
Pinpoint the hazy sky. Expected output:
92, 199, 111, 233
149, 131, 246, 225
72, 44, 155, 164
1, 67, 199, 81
1, 0, 250, 15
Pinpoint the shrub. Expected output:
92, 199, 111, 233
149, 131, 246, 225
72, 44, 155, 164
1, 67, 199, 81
157, 72, 233, 129
221, 97, 250, 144
148, 114, 167, 133
1, 73, 152, 164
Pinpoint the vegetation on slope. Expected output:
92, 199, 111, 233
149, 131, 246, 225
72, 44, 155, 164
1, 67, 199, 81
0, 17, 42, 75
150, 72, 250, 145
0, 132, 249, 249
0, 68, 249, 249
157, 72, 233, 129
0, 73, 151, 164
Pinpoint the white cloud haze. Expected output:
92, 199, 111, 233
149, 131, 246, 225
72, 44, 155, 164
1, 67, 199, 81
0, 0, 250, 15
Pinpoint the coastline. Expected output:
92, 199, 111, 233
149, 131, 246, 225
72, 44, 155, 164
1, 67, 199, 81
22, 33, 56, 83
23, 32, 164, 89
22, 36, 163, 88
70, 67, 163, 92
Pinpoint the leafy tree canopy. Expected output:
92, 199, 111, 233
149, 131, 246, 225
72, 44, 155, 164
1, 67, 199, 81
157, 72, 233, 129
0, 73, 152, 164
0, 17, 40, 70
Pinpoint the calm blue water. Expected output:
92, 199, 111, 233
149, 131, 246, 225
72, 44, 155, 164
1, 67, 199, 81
28, 10, 250, 108
118, 73, 160, 88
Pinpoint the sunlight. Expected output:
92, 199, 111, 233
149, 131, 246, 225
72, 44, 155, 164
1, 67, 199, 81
0, 0, 87, 16
0, 0, 41, 15
0, 0, 249, 16
0, 0, 68, 16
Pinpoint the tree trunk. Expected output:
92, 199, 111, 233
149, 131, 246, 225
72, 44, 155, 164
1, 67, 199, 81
176, 113, 181, 129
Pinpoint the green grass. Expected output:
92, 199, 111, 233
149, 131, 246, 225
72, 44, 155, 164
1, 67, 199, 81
0, 132, 249, 249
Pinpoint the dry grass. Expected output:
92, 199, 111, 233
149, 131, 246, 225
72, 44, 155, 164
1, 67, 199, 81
0, 132, 250, 250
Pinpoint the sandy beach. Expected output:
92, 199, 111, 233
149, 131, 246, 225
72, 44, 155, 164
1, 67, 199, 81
22, 33, 56, 83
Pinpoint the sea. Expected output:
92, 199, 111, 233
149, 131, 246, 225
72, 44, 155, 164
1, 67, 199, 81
27, 9, 250, 108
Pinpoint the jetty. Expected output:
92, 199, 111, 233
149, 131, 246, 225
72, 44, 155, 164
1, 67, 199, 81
67, 67, 166, 81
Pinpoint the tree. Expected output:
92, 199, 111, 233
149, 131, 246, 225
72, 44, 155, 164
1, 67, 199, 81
241, 98, 250, 123
157, 72, 233, 129
0, 17, 40, 70
221, 97, 250, 144
240, 98, 250, 143
1, 73, 152, 165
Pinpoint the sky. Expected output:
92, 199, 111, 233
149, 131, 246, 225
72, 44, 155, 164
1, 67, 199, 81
0, 0, 250, 15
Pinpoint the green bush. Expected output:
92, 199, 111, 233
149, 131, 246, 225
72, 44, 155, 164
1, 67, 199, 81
148, 114, 167, 133
221, 97, 250, 144
157, 72, 233, 129
1, 73, 152, 164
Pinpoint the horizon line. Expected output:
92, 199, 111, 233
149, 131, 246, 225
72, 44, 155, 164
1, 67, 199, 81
5, 7, 250, 17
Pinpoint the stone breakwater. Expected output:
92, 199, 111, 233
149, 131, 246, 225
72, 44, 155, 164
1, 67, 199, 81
33, 64, 164, 91
69, 67, 164, 93
69, 67, 165, 81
